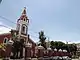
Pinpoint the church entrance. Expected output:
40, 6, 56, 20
10, 39, 25, 59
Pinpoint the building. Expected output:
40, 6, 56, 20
0, 7, 36, 52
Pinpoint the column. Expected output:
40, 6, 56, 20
25, 43, 32, 60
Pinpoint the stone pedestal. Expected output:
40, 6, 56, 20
48, 50, 52, 57
25, 47, 31, 57
25, 43, 32, 60
38, 49, 44, 57
47, 48, 52, 57
37, 45, 44, 60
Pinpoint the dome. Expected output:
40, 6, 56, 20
54, 48, 57, 51
26, 42, 32, 47
47, 47, 52, 50
38, 45, 44, 49
27, 42, 31, 45
63, 50, 67, 52
58, 49, 62, 52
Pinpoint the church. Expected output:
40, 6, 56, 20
0, 7, 36, 51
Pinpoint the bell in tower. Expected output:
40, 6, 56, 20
16, 7, 29, 36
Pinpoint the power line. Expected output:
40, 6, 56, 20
0, 23, 38, 36
0, 24, 50, 40
30, 34, 38, 38
0, 24, 39, 39
0, 16, 51, 40
0, 16, 16, 24
0, 16, 36, 33
0, 24, 50, 42
0, 16, 38, 34
0, 16, 40, 40
0, 24, 12, 29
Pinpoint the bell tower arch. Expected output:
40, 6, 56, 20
14, 7, 30, 58
16, 7, 29, 36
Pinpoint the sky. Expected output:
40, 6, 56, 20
0, 0, 80, 43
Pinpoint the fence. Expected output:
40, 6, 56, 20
0, 45, 72, 60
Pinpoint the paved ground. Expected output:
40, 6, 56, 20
72, 59, 80, 60
1, 58, 79, 60
9, 58, 38, 60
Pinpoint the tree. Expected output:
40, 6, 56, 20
50, 40, 77, 56
39, 31, 46, 49
50, 41, 54, 46
67, 44, 77, 55
50, 41, 65, 50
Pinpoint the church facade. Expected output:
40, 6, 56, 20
0, 7, 36, 52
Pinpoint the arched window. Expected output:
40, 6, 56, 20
24, 18, 25, 21
22, 25, 26, 34
3, 37, 8, 44
23, 18, 26, 21
22, 26, 25, 32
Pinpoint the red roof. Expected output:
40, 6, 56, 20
18, 15, 28, 20
0, 33, 35, 46
0, 33, 11, 43
22, 7, 26, 14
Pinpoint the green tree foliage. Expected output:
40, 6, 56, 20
50, 41, 65, 49
50, 41, 77, 55
39, 31, 46, 48
50, 41, 54, 46
67, 44, 77, 55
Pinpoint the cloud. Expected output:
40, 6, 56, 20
53, 40, 66, 43
53, 39, 80, 44
0, 22, 12, 34
0, 27, 10, 34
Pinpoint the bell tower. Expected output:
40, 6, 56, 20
16, 7, 29, 36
